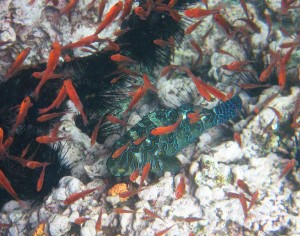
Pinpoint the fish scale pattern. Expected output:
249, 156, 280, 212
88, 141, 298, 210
107, 95, 243, 176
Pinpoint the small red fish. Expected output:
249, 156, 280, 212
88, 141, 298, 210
278, 159, 296, 180
60, 0, 78, 15
107, 115, 127, 126
129, 168, 139, 182
0, 170, 23, 206
143, 208, 164, 221
94, 1, 123, 35
74, 217, 90, 225
184, 3, 226, 18
36, 136, 67, 144
239, 0, 249, 19
238, 192, 248, 220
11, 96, 33, 136
61, 35, 100, 50
248, 190, 259, 211
38, 85, 67, 114
90, 118, 103, 147
5, 47, 31, 80
213, 14, 236, 38
37, 165, 46, 192
237, 179, 252, 196
155, 225, 175, 236
32, 71, 64, 80
134, 6, 147, 20
120, 0, 133, 21
111, 142, 130, 159
64, 187, 102, 205
168, 0, 177, 8
95, 208, 102, 232
151, 115, 182, 136
175, 175, 185, 199
133, 136, 147, 146
26, 161, 50, 170
221, 60, 252, 72
37, 112, 66, 122
64, 79, 88, 126
234, 132, 242, 148
139, 162, 151, 189
238, 83, 270, 89
98, 0, 107, 21
110, 54, 136, 63
114, 208, 136, 214
34, 41, 61, 98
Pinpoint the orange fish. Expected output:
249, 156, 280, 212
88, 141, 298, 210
226, 192, 251, 202
3, 137, 13, 151
259, 61, 276, 82
155, 225, 175, 236
37, 165, 46, 192
20, 141, 32, 158
278, 159, 296, 180
139, 162, 151, 189
221, 60, 252, 72
277, 59, 286, 90
0, 170, 22, 206
110, 54, 136, 63
238, 83, 270, 89
114, 208, 136, 214
37, 111, 66, 122
34, 41, 61, 98
238, 192, 248, 220
32, 71, 64, 80
36, 135, 67, 144
60, 0, 78, 15
248, 190, 259, 211
26, 161, 50, 169
134, 6, 147, 20
118, 188, 141, 198
120, 0, 133, 21
190, 39, 203, 65
237, 179, 252, 196
123, 86, 147, 115
11, 96, 33, 136
182, 66, 211, 101
74, 217, 90, 225
111, 142, 130, 159
64, 79, 89, 126
129, 168, 139, 182
0, 128, 5, 154
61, 35, 100, 50
175, 175, 185, 199
185, 19, 203, 35
107, 115, 127, 126
94, 1, 123, 35
213, 14, 236, 38
239, 0, 249, 19
201, 82, 228, 101
98, 0, 107, 21
64, 187, 102, 205
168, 0, 177, 8
5, 47, 31, 80
264, 12, 272, 37
133, 136, 147, 145
151, 115, 182, 136
143, 208, 164, 221
51, 121, 63, 137
95, 208, 103, 232
90, 118, 103, 147
234, 132, 242, 148
184, 3, 226, 18
38, 85, 67, 114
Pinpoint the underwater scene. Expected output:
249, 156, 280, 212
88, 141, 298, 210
0, 0, 300, 235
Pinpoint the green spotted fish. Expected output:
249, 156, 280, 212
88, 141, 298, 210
106, 95, 242, 176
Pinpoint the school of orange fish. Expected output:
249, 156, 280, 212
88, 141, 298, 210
1, 0, 300, 235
